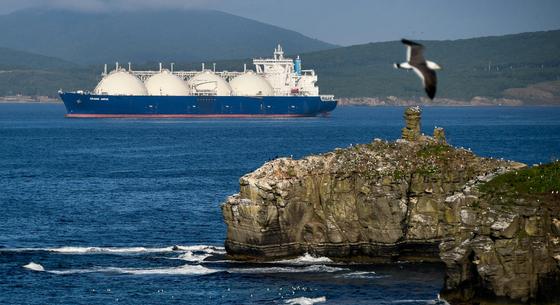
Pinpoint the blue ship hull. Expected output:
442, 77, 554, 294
60, 93, 337, 118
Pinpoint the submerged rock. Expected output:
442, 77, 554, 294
221, 107, 560, 303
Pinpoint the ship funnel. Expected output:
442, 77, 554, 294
202, 63, 205, 71
103, 64, 107, 75
128, 62, 131, 71
171, 63, 175, 72
159, 63, 162, 72
115, 62, 119, 71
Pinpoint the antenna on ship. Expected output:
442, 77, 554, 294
274, 44, 284, 60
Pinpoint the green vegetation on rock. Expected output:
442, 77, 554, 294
481, 161, 560, 196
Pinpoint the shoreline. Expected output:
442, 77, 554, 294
338, 96, 527, 107
338, 104, 560, 107
0, 100, 62, 104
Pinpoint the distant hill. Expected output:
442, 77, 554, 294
0, 47, 77, 70
0, 47, 96, 96
298, 30, 560, 100
1, 29, 559, 104
170, 30, 560, 103
0, 9, 336, 64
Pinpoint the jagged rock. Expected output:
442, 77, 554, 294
439, 161, 560, 304
222, 138, 515, 260
220, 108, 560, 304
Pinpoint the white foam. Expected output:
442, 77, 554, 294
109, 264, 219, 275
177, 251, 212, 263
228, 265, 348, 274
285, 296, 326, 305
48, 269, 98, 275
1, 244, 225, 255
167, 245, 226, 262
275, 253, 333, 265
23, 262, 45, 272
49, 246, 174, 254
335, 271, 390, 279
172, 245, 226, 255
48, 264, 219, 276
391, 300, 438, 304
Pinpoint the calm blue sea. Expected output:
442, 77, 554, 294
1, 104, 559, 305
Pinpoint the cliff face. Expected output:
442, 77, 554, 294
439, 161, 560, 303
223, 138, 514, 261
221, 108, 560, 303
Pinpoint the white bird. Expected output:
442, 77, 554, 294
394, 39, 442, 99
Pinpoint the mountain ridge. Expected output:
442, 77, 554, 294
0, 8, 336, 64
1, 29, 559, 104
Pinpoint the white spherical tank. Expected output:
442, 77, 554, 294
229, 72, 274, 96
145, 70, 189, 96
93, 70, 148, 96
187, 71, 231, 96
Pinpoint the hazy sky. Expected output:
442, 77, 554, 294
1, 0, 560, 46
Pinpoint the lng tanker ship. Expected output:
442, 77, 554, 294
59, 45, 337, 118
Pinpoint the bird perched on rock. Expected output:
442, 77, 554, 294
394, 39, 442, 99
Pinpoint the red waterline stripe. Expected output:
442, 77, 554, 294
65, 113, 312, 119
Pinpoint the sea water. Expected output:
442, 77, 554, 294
1, 104, 559, 304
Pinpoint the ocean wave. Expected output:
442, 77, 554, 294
228, 264, 348, 274
171, 245, 226, 254
285, 296, 326, 305
100, 264, 220, 276
274, 253, 333, 265
391, 300, 446, 304
48, 246, 175, 254
3, 244, 225, 255
335, 271, 390, 279
167, 245, 227, 262
24, 263, 219, 276
176, 251, 212, 263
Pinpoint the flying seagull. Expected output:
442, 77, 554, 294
394, 39, 442, 99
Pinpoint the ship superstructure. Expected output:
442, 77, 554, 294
60, 45, 337, 118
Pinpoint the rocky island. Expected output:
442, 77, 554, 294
221, 107, 560, 304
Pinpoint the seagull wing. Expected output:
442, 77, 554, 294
414, 63, 437, 99
401, 39, 425, 64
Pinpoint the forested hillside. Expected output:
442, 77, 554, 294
1, 29, 559, 103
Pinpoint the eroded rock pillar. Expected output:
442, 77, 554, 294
401, 106, 422, 141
